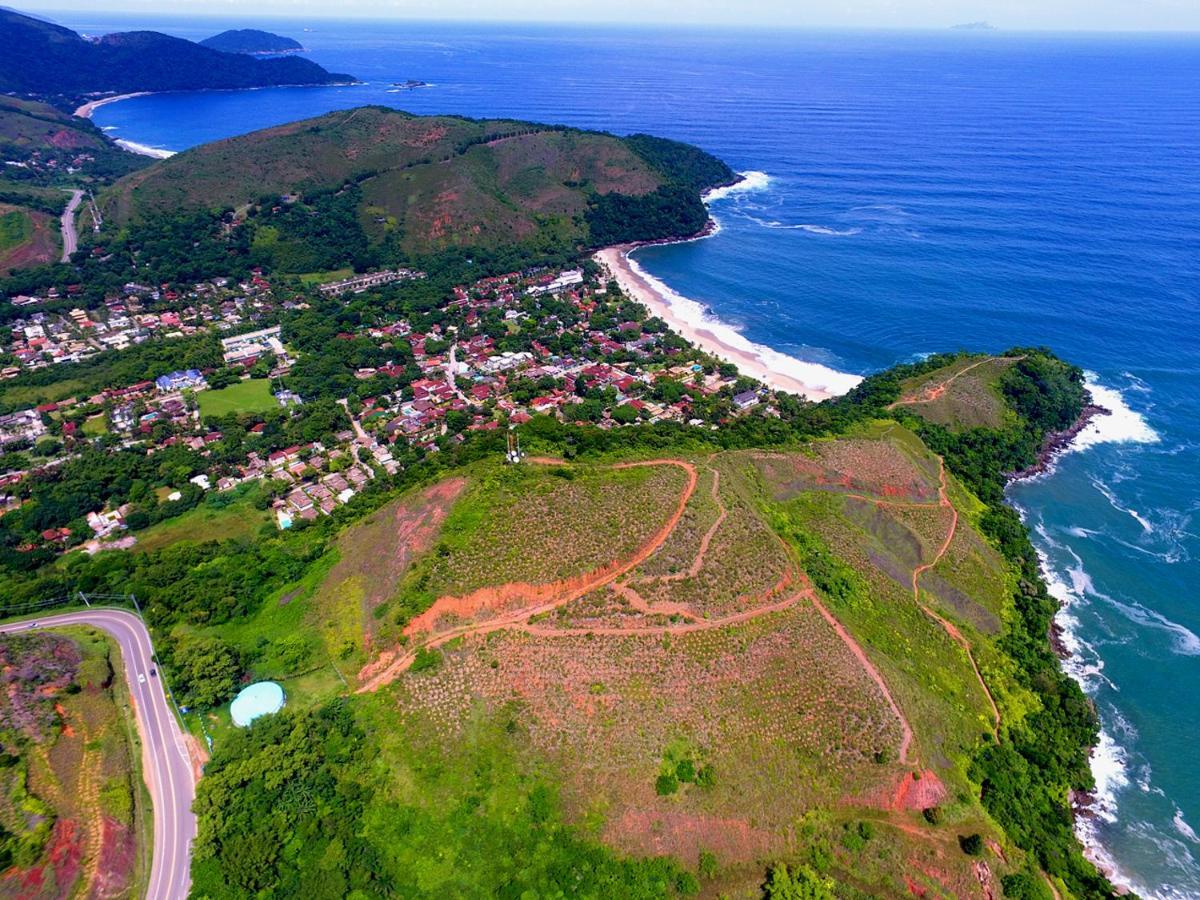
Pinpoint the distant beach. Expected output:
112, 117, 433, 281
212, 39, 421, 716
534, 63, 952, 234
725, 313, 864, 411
74, 92, 154, 119
597, 244, 861, 401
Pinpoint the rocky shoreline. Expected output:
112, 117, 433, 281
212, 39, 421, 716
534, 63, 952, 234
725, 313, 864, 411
1008, 401, 1111, 482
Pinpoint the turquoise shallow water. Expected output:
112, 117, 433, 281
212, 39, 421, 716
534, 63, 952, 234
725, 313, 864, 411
72, 14, 1200, 894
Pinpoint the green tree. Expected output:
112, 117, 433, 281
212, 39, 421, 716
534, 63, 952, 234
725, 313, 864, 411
173, 636, 241, 709
763, 863, 836, 900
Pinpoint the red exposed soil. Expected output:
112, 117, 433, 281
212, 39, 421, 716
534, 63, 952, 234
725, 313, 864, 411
399, 460, 699, 637
359, 459, 922, 792
887, 356, 1022, 410
90, 817, 135, 899
605, 808, 775, 863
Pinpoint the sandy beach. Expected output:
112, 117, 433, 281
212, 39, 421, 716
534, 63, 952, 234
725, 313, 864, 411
596, 245, 861, 401
73, 92, 154, 119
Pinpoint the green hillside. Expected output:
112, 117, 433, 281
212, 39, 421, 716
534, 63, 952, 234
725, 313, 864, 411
0, 95, 148, 184
103, 106, 735, 260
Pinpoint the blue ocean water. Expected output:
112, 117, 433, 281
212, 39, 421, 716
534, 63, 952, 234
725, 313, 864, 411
67, 14, 1200, 895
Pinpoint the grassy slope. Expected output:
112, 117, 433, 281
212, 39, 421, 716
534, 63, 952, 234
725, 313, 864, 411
102, 106, 682, 255
0, 203, 56, 274
0, 96, 146, 182
191, 439, 1039, 897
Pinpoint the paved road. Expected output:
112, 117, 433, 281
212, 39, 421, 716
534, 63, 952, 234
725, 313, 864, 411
59, 189, 84, 262
0, 609, 195, 900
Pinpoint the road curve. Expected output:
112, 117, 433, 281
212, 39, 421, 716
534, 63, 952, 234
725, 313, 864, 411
0, 609, 195, 900
59, 189, 84, 263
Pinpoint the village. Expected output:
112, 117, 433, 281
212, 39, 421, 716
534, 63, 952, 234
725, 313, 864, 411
3, 271, 280, 375
0, 262, 779, 555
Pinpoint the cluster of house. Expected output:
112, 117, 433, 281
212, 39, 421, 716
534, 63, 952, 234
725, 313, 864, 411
3, 147, 99, 177
252, 436, 384, 526
3, 275, 280, 377
340, 266, 763, 451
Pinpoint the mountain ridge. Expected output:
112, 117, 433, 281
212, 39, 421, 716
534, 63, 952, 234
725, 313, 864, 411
0, 8, 354, 101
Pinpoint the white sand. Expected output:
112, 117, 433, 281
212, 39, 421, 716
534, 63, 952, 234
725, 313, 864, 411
595, 245, 861, 401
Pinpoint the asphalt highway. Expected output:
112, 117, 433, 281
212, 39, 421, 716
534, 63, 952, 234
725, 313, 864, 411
0, 609, 195, 900
59, 189, 83, 262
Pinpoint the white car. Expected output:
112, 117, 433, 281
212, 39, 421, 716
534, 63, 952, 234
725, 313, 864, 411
137, 673, 146, 684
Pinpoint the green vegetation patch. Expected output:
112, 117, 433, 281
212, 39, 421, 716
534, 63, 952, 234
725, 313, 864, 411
0, 208, 32, 252
197, 378, 277, 418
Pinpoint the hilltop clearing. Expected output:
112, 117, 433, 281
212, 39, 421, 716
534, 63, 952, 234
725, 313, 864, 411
102, 106, 735, 260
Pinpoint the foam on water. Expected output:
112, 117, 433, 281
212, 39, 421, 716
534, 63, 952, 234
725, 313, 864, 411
1073, 373, 1160, 452
703, 169, 769, 203
114, 138, 175, 159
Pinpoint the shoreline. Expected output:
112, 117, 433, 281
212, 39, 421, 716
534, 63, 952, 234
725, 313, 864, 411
1007, 395, 1136, 895
596, 243, 857, 400
73, 81, 364, 157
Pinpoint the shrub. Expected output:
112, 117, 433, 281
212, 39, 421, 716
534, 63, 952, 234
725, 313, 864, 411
959, 833, 984, 856
655, 773, 679, 796
675, 759, 696, 783
922, 806, 943, 826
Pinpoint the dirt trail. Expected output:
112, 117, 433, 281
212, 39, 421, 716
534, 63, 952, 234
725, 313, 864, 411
642, 466, 727, 583
910, 458, 1002, 732
358, 459, 698, 690
887, 355, 1022, 410
356, 456, 920, 775
808, 593, 914, 765
398, 459, 698, 636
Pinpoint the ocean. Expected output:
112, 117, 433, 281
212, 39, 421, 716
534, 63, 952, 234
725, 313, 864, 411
67, 14, 1200, 895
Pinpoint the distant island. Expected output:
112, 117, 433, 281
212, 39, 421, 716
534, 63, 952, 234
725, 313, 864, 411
0, 8, 354, 103
200, 29, 305, 55
951, 21, 997, 30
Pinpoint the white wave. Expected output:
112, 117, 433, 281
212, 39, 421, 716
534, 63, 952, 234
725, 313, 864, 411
1071, 372, 1160, 452
101, 125, 117, 132
114, 138, 175, 159
623, 254, 862, 396
1175, 809, 1200, 843
1065, 550, 1200, 656
703, 170, 769, 203
789, 223, 863, 236
1090, 476, 1154, 533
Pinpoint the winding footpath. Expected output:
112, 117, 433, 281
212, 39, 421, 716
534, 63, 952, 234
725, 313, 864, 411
0, 609, 195, 900
357, 458, 920, 770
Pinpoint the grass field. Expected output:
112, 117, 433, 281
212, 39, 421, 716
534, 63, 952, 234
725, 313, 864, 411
134, 491, 270, 554
0, 203, 56, 274
297, 267, 353, 285
196, 379, 277, 417
896, 355, 1020, 430
0, 207, 31, 251
81, 414, 108, 437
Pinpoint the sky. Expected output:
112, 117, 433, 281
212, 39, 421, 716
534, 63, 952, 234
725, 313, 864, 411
16, 0, 1200, 31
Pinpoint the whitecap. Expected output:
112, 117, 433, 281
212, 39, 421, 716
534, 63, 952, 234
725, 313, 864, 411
114, 138, 175, 159
1066, 553, 1200, 656
622, 254, 863, 396
789, 223, 862, 236
1071, 372, 1160, 452
1090, 476, 1154, 533
703, 170, 770, 203
1175, 809, 1200, 843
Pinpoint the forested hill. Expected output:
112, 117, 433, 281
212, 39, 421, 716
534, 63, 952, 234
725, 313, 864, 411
0, 9, 353, 99
103, 106, 736, 260
200, 29, 305, 55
